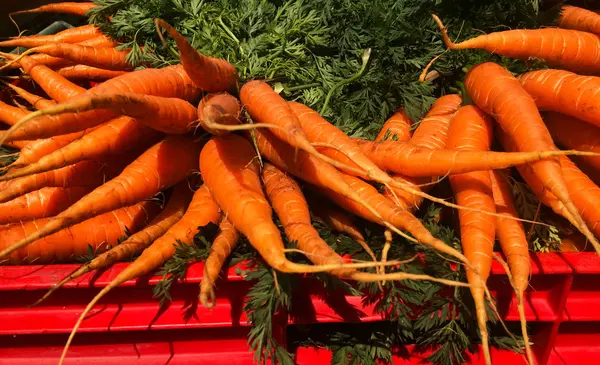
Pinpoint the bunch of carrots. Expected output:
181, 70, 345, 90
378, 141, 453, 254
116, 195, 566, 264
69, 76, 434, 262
1, 2, 600, 365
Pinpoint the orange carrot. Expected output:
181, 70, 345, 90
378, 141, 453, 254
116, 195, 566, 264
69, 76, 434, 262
0, 200, 160, 265
0, 100, 33, 126
544, 112, 600, 174
1, 53, 72, 71
56, 65, 128, 80
10, 2, 96, 17
0, 136, 201, 259
2, 44, 134, 72
375, 108, 413, 142
558, 5, 600, 34
466, 62, 600, 254
0, 25, 102, 49
1, 117, 164, 181
58, 184, 221, 365
433, 14, 600, 74
489, 169, 533, 365
77, 34, 118, 48
3, 92, 198, 143
0, 156, 133, 204
0, 186, 90, 225
519, 69, 600, 128
446, 105, 496, 365
197, 93, 241, 135
32, 181, 194, 306
154, 19, 238, 93
5, 82, 57, 110
199, 217, 239, 308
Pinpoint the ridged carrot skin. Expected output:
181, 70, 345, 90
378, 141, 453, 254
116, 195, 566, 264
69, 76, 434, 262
199, 217, 239, 308
0, 25, 101, 48
558, 5, 600, 34
2, 117, 164, 181
0, 186, 90, 225
519, 69, 600, 127
17, 43, 133, 71
57, 65, 128, 80
544, 112, 600, 174
375, 109, 413, 142
446, 105, 496, 365
0, 136, 202, 259
197, 93, 241, 135
434, 15, 600, 74
0, 200, 160, 265
10, 2, 96, 17
466, 62, 599, 254
155, 19, 238, 93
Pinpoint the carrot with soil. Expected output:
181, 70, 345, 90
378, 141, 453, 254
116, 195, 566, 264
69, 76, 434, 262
466, 61, 600, 254
32, 182, 194, 307
0, 200, 160, 265
489, 169, 534, 365
199, 217, 240, 309
0, 136, 201, 259
58, 185, 221, 365
375, 108, 413, 142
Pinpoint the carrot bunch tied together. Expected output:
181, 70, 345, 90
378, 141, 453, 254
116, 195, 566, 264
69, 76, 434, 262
3, 4, 600, 365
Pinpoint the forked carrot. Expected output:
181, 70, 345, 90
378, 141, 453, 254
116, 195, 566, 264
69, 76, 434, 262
446, 105, 496, 365
58, 184, 221, 365
519, 69, 600, 128
10, 2, 96, 17
32, 181, 194, 307
154, 19, 238, 93
432, 14, 600, 74
56, 65, 128, 80
0, 200, 160, 265
0, 186, 90, 225
0, 136, 202, 259
201, 134, 398, 274
197, 93, 241, 135
543, 112, 600, 174
557, 5, 600, 34
466, 62, 600, 254
199, 217, 240, 308
0, 25, 102, 48
489, 170, 533, 365
1, 117, 164, 181
375, 108, 413, 142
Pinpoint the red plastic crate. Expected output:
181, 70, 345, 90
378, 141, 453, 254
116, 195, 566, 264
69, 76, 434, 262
0, 252, 598, 364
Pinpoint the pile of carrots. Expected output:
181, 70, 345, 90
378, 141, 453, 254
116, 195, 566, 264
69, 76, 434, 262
2, 2, 600, 365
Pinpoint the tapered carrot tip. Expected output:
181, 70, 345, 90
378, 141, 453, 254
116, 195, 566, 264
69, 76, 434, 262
431, 14, 456, 49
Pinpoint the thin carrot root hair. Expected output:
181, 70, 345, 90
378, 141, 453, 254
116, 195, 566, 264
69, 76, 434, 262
419, 52, 445, 83
0, 48, 39, 71
29, 265, 91, 307
492, 253, 534, 365
380, 229, 393, 282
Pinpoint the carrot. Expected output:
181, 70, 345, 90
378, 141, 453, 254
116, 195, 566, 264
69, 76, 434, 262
0, 116, 164, 181
544, 112, 600, 174
0, 53, 85, 102
199, 216, 240, 308
0, 186, 90, 225
32, 181, 194, 307
304, 191, 377, 262
0, 25, 102, 49
3, 92, 197, 143
0, 200, 160, 265
382, 94, 461, 209
519, 69, 600, 128
446, 105, 496, 365
10, 2, 97, 17
201, 134, 393, 274
433, 14, 600, 74
59, 184, 221, 365
197, 93, 241, 135
0, 100, 33, 126
4, 82, 57, 110
56, 65, 128, 80
489, 170, 533, 365
262, 162, 467, 288
466, 61, 600, 254
1, 44, 134, 72
1, 54, 72, 71
0, 156, 133, 204
154, 19, 238, 93
557, 5, 600, 34
375, 108, 413, 142
0, 135, 201, 259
